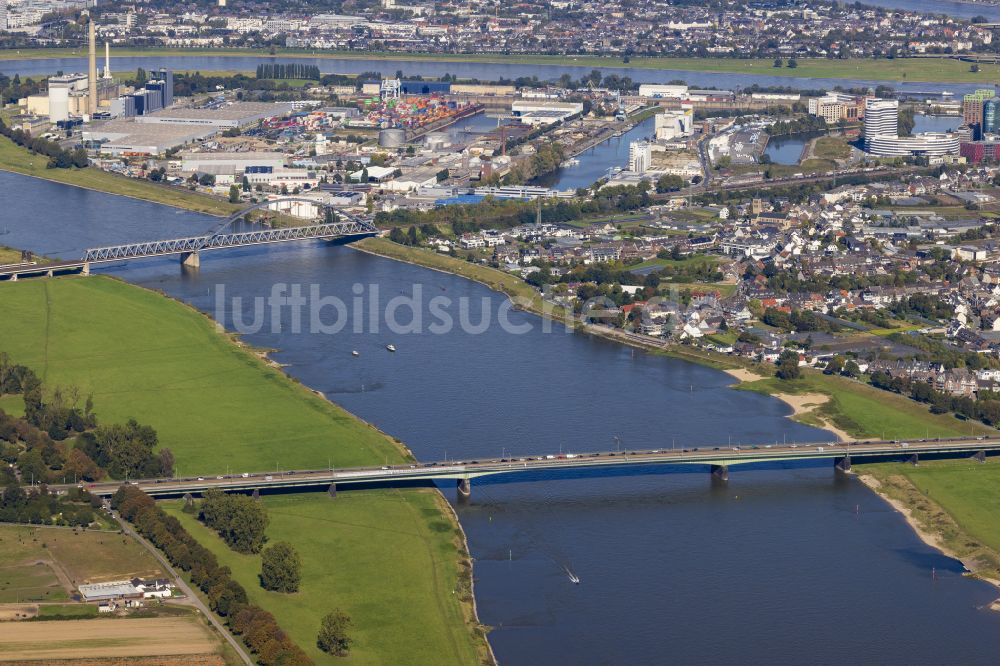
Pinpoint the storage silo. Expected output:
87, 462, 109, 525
378, 128, 406, 148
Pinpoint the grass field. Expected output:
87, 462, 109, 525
0, 276, 405, 475
0, 524, 165, 601
164, 491, 487, 665
0, 136, 240, 218
737, 371, 996, 440
0, 616, 221, 661
861, 460, 1000, 580
813, 136, 853, 160
4, 48, 1000, 83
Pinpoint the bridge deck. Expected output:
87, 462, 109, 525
70, 437, 1000, 497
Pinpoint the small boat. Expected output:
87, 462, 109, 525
351, 350, 359, 357
564, 567, 580, 584
386, 344, 396, 352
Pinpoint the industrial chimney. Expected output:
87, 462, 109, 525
104, 42, 111, 79
88, 17, 98, 115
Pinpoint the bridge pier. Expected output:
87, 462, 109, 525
180, 251, 201, 268
710, 465, 729, 482
9, 274, 16, 282
327, 483, 337, 498
81, 262, 90, 276
252, 488, 260, 500
972, 450, 987, 464
834, 455, 852, 473
457, 478, 471, 501
907, 453, 919, 466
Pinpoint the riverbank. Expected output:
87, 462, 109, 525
0, 275, 492, 664
0, 135, 239, 219
858, 467, 1000, 610
4, 47, 1000, 83
357, 238, 999, 441
724, 368, 852, 441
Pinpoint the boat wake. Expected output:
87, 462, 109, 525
564, 566, 580, 584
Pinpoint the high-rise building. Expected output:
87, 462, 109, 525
629, 140, 651, 174
0, 2, 7, 31
863, 98, 899, 148
963, 89, 994, 134
984, 97, 1000, 136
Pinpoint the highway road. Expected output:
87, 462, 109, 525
66, 436, 1000, 498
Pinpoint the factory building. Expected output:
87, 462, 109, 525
511, 101, 583, 126
136, 102, 293, 129
180, 152, 287, 176
638, 84, 689, 100
654, 107, 694, 141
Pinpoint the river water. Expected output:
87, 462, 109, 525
3, 170, 1000, 663
0, 54, 989, 98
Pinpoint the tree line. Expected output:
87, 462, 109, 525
0, 118, 88, 169
113, 485, 314, 665
256, 64, 321, 81
870, 371, 1000, 426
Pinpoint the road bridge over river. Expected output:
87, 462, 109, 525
68, 437, 1000, 501
0, 198, 376, 280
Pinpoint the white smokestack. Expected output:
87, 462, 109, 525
104, 42, 111, 79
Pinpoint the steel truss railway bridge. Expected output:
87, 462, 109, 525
0, 198, 377, 280
69, 437, 1000, 501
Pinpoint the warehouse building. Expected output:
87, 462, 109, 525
136, 102, 294, 129
180, 151, 287, 176
84, 120, 217, 157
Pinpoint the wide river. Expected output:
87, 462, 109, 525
3, 171, 1000, 663
0, 53, 989, 98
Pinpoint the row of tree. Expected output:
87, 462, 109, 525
0, 118, 88, 169
112, 485, 314, 665
870, 371, 1000, 426
256, 63, 321, 81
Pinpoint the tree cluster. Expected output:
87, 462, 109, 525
199, 489, 270, 554
0, 118, 88, 169
112, 486, 312, 666
0, 480, 99, 527
76, 420, 174, 480
762, 307, 838, 333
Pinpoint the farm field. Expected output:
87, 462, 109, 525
0, 616, 220, 661
0, 525, 165, 602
